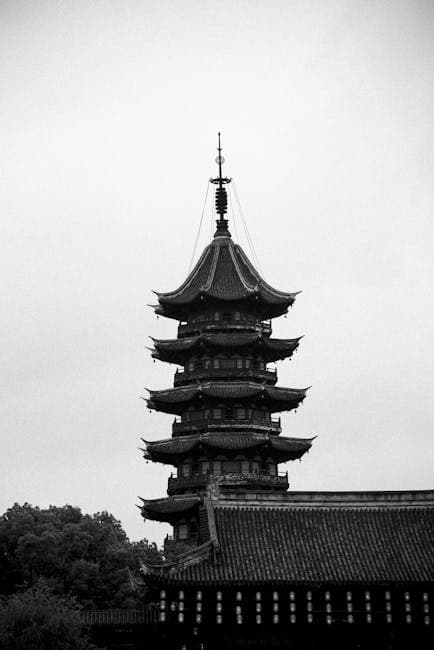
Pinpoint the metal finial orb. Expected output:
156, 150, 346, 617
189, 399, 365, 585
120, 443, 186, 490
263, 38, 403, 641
215, 155, 225, 165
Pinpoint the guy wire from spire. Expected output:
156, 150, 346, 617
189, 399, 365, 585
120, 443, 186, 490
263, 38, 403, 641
188, 181, 210, 273
232, 179, 264, 276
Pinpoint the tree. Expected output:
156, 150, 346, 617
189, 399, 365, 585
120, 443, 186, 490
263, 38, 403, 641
0, 503, 163, 609
0, 585, 97, 650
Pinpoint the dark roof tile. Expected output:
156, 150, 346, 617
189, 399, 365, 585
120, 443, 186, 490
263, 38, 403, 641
143, 432, 313, 464
154, 237, 297, 319
148, 499, 434, 584
146, 382, 307, 415
152, 333, 302, 363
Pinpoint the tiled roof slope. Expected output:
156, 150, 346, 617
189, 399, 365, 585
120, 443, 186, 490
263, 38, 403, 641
146, 491, 434, 585
154, 235, 298, 319
146, 382, 308, 414
142, 432, 313, 464
151, 333, 302, 364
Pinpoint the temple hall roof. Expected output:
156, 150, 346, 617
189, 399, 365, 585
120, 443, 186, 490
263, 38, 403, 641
146, 382, 308, 415
142, 432, 314, 464
153, 235, 298, 320
151, 333, 302, 364
141, 490, 434, 586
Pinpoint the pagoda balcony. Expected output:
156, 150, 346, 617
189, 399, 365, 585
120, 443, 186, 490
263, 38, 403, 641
173, 366, 277, 386
167, 470, 289, 495
172, 416, 281, 436
178, 318, 272, 338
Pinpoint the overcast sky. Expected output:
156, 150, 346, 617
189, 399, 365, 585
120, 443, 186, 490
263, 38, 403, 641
1, 0, 433, 544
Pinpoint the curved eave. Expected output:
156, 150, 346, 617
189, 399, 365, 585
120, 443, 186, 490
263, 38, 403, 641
154, 294, 297, 321
270, 436, 314, 461
142, 433, 314, 465
145, 383, 308, 415
151, 334, 302, 364
153, 238, 299, 320
139, 496, 201, 522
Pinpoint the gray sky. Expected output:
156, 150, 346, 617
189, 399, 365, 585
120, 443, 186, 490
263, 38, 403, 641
1, 0, 433, 544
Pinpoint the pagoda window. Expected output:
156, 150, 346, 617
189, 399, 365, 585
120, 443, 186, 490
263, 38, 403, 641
223, 460, 238, 473
181, 463, 190, 478
213, 359, 219, 368
214, 312, 221, 321
225, 407, 234, 419
245, 359, 251, 369
241, 460, 250, 474
178, 523, 188, 540
253, 409, 263, 420
187, 362, 194, 372
235, 407, 245, 420
236, 358, 243, 369
213, 460, 222, 474
213, 408, 222, 419
268, 462, 277, 475
190, 520, 198, 541
252, 461, 259, 473
234, 311, 241, 321
201, 460, 210, 475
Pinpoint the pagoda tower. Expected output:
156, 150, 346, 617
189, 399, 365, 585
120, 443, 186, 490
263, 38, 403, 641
140, 135, 313, 546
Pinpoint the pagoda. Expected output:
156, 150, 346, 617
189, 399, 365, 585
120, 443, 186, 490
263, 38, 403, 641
139, 135, 313, 544
134, 137, 433, 650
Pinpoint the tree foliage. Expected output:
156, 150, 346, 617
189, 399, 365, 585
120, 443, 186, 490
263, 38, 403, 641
0, 585, 96, 650
0, 503, 163, 609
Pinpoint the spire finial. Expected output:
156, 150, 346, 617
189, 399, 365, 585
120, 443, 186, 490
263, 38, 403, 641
217, 131, 223, 183
210, 132, 232, 237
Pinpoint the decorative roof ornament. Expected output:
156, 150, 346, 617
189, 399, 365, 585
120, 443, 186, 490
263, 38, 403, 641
210, 132, 232, 237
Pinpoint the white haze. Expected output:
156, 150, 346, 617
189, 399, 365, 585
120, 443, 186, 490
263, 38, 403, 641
1, 1, 433, 543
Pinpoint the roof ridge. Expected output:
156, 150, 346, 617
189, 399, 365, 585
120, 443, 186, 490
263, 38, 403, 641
139, 540, 214, 575
228, 243, 256, 292
202, 242, 220, 292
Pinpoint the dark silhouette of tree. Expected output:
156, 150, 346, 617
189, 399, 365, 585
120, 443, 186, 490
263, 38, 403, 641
0, 503, 162, 609
0, 585, 97, 649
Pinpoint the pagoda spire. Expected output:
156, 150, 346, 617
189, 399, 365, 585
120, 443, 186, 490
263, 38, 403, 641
210, 132, 232, 237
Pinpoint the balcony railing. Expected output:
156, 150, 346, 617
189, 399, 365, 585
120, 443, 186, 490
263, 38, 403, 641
178, 319, 272, 337
167, 471, 289, 495
174, 366, 277, 386
172, 416, 281, 436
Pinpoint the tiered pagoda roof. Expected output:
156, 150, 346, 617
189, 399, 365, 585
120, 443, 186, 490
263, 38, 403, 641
142, 432, 314, 465
146, 382, 308, 415
153, 234, 299, 320
141, 135, 313, 529
151, 333, 302, 364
